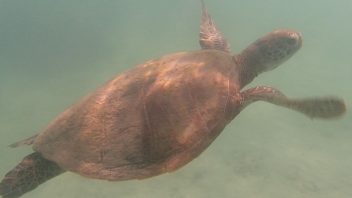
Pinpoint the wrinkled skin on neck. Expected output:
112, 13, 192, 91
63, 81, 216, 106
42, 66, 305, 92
235, 29, 302, 88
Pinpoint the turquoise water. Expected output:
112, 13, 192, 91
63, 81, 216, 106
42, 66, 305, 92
0, 0, 351, 197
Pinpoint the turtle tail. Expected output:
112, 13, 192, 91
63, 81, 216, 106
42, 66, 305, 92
0, 152, 64, 198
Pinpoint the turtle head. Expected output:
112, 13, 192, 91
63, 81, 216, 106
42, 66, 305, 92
237, 29, 302, 86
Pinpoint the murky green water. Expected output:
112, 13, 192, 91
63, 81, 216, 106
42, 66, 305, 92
0, 0, 351, 197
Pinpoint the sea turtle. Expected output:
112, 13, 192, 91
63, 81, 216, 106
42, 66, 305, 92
0, 1, 346, 198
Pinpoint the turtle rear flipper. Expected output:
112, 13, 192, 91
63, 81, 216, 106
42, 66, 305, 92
0, 152, 64, 198
241, 86, 346, 119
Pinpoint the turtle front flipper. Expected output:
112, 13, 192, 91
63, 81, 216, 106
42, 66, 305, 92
8, 134, 38, 148
199, 0, 230, 52
0, 152, 64, 198
240, 86, 346, 119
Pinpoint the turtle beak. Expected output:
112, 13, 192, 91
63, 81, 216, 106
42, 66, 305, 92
297, 32, 303, 46
287, 30, 303, 49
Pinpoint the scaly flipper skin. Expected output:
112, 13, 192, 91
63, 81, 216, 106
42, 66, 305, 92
0, 152, 64, 198
8, 135, 38, 148
199, 0, 230, 52
240, 86, 346, 119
